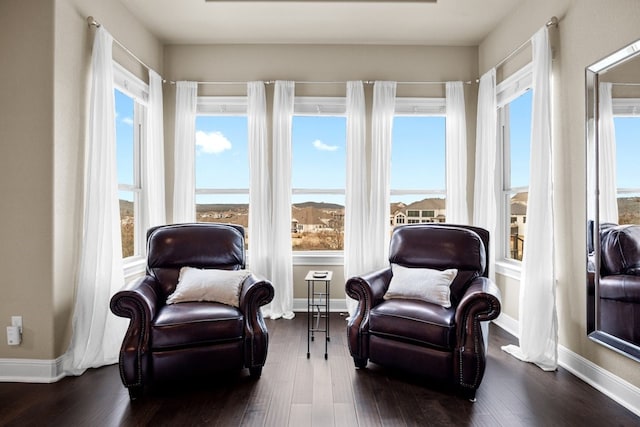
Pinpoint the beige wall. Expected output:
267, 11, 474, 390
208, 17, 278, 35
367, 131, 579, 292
0, 0, 162, 359
0, 0, 55, 359
163, 43, 479, 301
481, 0, 640, 387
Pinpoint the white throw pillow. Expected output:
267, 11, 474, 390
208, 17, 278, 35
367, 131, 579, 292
166, 267, 251, 307
384, 264, 458, 308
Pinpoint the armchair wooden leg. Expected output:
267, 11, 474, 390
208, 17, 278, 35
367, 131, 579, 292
353, 357, 368, 369
461, 388, 477, 402
249, 366, 263, 379
127, 385, 143, 401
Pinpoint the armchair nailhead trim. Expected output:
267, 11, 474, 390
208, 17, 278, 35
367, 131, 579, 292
458, 297, 499, 389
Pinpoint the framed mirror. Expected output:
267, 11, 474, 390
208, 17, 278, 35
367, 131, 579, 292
586, 39, 640, 361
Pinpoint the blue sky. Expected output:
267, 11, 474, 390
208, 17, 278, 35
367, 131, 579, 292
508, 90, 532, 189
614, 117, 640, 189
115, 89, 135, 187
189, 114, 448, 205
117, 88, 640, 207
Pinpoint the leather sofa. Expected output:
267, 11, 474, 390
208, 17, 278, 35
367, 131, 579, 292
599, 224, 640, 344
345, 224, 501, 400
110, 223, 274, 399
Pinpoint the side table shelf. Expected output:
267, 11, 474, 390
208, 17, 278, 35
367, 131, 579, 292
305, 270, 332, 360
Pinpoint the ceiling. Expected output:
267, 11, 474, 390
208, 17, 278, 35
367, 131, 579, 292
120, 0, 524, 46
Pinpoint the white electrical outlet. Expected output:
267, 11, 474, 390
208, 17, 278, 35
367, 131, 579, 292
11, 316, 22, 333
7, 316, 22, 345
7, 326, 21, 345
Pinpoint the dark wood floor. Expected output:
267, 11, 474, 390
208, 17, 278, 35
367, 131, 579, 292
1, 314, 639, 426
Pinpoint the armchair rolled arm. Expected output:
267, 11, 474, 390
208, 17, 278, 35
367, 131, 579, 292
345, 267, 392, 362
455, 277, 502, 329
109, 275, 162, 388
239, 273, 275, 368
454, 277, 502, 390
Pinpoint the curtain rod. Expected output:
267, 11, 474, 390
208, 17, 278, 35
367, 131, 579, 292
87, 16, 162, 79
493, 16, 559, 70
167, 79, 473, 85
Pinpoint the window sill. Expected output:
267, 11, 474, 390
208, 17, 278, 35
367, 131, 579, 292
495, 259, 522, 281
293, 251, 344, 266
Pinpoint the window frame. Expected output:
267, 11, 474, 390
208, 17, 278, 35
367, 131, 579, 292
194, 96, 250, 244
113, 62, 148, 270
390, 97, 447, 227
194, 96, 249, 199
291, 96, 347, 261
496, 62, 533, 270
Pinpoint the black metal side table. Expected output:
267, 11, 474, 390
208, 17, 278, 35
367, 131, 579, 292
306, 270, 332, 360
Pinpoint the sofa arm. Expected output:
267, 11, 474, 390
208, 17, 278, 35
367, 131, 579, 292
345, 267, 392, 362
454, 277, 502, 390
239, 273, 275, 369
109, 275, 161, 388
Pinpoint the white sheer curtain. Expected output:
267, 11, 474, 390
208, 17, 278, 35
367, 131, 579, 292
473, 69, 498, 280
265, 80, 295, 320
445, 81, 469, 224
172, 81, 197, 223
598, 82, 619, 224
344, 81, 367, 316
502, 26, 558, 371
247, 81, 272, 283
64, 26, 127, 375
370, 81, 397, 263
142, 69, 166, 230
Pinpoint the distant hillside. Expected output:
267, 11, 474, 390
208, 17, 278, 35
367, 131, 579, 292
293, 201, 344, 210
120, 199, 133, 216
619, 197, 640, 224
196, 201, 345, 212
121, 197, 460, 218
196, 203, 248, 213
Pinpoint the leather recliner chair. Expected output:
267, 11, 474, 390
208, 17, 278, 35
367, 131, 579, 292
110, 223, 274, 399
345, 224, 501, 401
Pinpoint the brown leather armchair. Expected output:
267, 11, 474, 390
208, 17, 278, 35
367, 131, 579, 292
345, 224, 501, 401
599, 224, 640, 344
110, 223, 274, 399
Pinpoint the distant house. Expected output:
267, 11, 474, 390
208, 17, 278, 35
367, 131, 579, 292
510, 199, 527, 260
510, 192, 528, 238
391, 198, 446, 227
510, 201, 527, 233
291, 205, 344, 234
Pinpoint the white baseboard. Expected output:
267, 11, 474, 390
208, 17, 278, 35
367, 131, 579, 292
0, 356, 66, 383
493, 312, 519, 337
493, 313, 640, 417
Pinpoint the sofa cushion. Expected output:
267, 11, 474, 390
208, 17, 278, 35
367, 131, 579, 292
151, 302, 244, 350
369, 299, 456, 350
166, 267, 250, 307
384, 264, 457, 307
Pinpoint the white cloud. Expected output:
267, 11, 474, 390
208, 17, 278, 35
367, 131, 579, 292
312, 139, 338, 152
196, 130, 232, 154
122, 117, 134, 126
